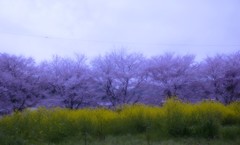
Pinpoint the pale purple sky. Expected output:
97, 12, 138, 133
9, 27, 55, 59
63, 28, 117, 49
0, 0, 240, 62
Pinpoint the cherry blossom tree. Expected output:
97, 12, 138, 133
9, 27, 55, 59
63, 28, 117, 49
223, 52, 240, 103
0, 53, 39, 112
91, 50, 148, 107
1, 51, 240, 111
146, 53, 199, 102
199, 52, 240, 104
38, 55, 96, 109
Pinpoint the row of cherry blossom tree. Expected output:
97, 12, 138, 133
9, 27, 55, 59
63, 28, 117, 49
0, 50, 240, 112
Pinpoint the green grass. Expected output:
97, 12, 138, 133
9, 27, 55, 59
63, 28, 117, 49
0, 99, 240, 145
17, 134, 240, 145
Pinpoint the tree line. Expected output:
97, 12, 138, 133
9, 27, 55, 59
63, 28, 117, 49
0, 50, 240, 112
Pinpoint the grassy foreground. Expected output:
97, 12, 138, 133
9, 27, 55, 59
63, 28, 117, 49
36, 134, 240, 145
0, 99, 240, 145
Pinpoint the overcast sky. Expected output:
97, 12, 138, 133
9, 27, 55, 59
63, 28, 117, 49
0, 0, 239, 62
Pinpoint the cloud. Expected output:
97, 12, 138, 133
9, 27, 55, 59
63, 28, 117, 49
0, 0, 239, 62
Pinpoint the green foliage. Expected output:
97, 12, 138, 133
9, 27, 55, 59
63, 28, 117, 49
163, 99, 190, 137
220, 125, 240, 140
0, 100, 240, 144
